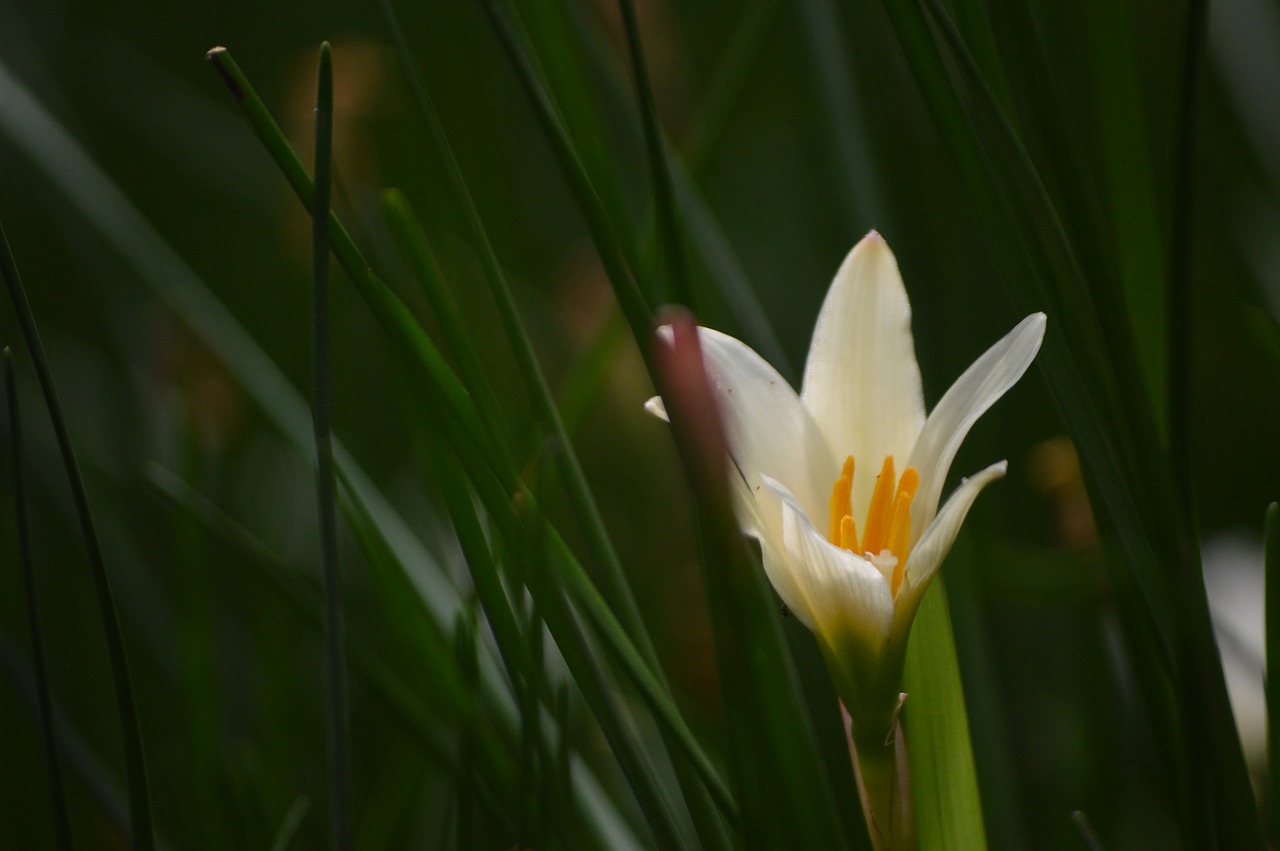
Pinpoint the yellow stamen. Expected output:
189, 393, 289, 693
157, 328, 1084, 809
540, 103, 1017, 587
828, 455, 855, 544
826, 455, 921, 596
860, 455, 897, 555
840, 514, 859, 552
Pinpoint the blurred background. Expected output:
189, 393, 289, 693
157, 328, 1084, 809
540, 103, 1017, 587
1, 0, 1278, 848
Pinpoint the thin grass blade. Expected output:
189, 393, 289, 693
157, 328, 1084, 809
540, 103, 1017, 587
0, 219, 154, 851
1267, 501, 1280, 829
308, 42, 354, 851
5, 348, 74, 851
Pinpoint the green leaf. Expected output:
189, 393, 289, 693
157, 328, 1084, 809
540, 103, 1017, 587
902, 582, 986, 851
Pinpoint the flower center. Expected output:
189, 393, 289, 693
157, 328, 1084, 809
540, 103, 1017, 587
828, 454, 919, 597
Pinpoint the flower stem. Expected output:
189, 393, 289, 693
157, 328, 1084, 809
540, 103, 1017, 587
846, 705, 914, 851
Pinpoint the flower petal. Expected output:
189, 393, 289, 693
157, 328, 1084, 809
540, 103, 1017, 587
801, 232, 926, 519
758, 476, 895, 656
653, 325, 835, 525
907, 313, 1045, 537
897, 461, 1006, 611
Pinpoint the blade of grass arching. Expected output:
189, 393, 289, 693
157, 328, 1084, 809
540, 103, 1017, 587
142, 463, 530, 834
616, 0, 691, 306
5, 349, 74, 851
650, 314, 853, 849
337, 411, 644, 845
1267, 501, 1280, 825
373, 10, 664, 686
0, 58, 454, 632
268, 796, 311, 851
517, 0, 645, 281
901, 582, 986, 851
523, 523, 696, 850
0, 221, 154, 851
537, 522, 737, 822
478, 0, 652, 346
309, 43, 354, 851
211, 43, 654, 741
143, 466, 505, 784
681, 0, 781, 179
0, 60, 570, 836
204, 49, 508, 486
545, 0, 795, 379
378, 190, 507, 452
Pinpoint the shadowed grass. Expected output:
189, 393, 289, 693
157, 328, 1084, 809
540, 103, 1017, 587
5, 348, 74, 851
0, 220, 154, 850
309, 42, 354, 851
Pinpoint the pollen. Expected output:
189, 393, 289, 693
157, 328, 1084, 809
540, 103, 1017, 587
827, 454, 920, 598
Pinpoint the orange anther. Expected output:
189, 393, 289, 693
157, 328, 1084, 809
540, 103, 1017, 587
860, 455, 897, 555
840, 514, 859, 553
828, 455, 854, 544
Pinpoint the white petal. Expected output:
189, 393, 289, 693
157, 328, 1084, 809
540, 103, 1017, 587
655, 325, 835, 525
801, 232, 926, 519
643, 396, 668, 421
759, 476, 895, 654
898, 461, 1006, 608
906, 313, 1045, 537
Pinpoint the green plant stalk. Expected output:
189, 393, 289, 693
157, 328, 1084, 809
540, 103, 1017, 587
0, 221, 154, 850
522, 507, 694, 849
377, 1, 659, 670
378, 190, 509, 459
1266, 502, 1280, 831
204, 48, 499, 479
616, 0, 690, 306
555, 3, 794, 377
374, 15, 734, 837
5, 349, 74, 851
2, 57, 636, 844
477, 0, 652, 348
145, 463, 527, 830
309, 42, 355, 851
1167, 0, 1208, 524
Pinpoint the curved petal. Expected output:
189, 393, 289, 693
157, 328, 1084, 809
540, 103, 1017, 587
759, 476, 895, 657
654, 324, 835, 524
897, 461, 1006, 614
801, 232, 926, 519
906, 313, 1045, 537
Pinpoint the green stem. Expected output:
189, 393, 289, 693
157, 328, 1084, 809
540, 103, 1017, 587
0, 219, 154, 851
310, 41, 354, 851
849, 716, 913, 851
6, 349, 75, 851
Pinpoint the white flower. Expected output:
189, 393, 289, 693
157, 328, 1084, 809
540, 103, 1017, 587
647, 231, 1045, 736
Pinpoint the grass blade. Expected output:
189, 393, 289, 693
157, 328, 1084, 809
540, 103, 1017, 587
616, 0, 690, 306
0, 219, 154, 850
309, 42, 354, 851
5, 348, 74, 851
901, 582, 986, 851
1267, 501, 1280, 831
